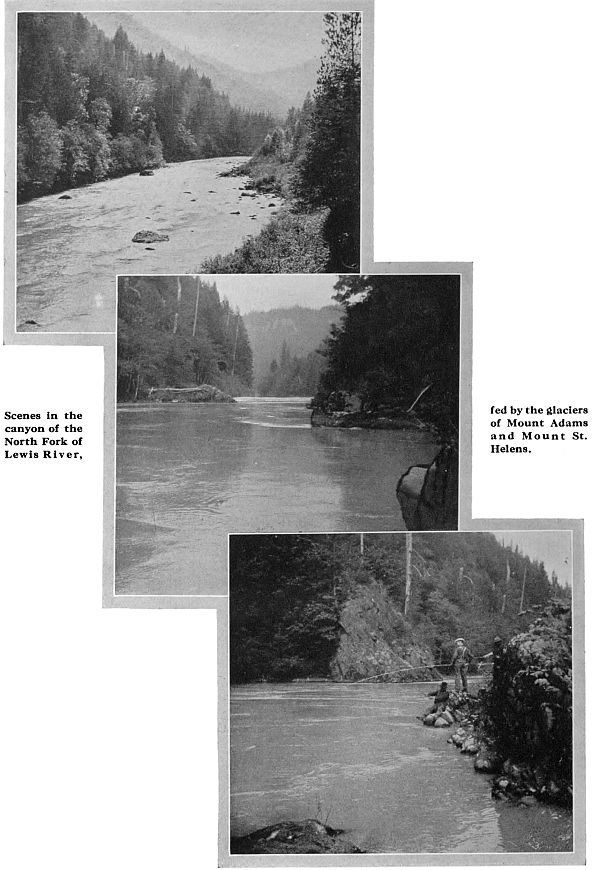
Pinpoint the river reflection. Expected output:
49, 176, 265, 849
230, 682, 572, 854
115, 399, 439, 595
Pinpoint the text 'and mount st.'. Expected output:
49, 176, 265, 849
489, 405, 589, 454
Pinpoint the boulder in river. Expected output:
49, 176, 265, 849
132, 230, 169, 244
139, 169, 154, 176
230, 819, 362, 855
58, 194, 72, 200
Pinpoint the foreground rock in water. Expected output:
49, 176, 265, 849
132, 230, 169, 243
230, 820, 362, 855
396, 444, 458, 530
147, 385, 235, 403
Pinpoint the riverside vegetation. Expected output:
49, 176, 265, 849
310, 274, 460, 440
17, 14, 274, 200
18, 11, 361, 275
117, 276, 253, 402
229, 532, 569, 683
116, 273, 459, 425
202, 13, 361, 273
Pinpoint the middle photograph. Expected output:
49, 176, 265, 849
114, 272, 462, 597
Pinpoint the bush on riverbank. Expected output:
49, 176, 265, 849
200, 209, 329, 273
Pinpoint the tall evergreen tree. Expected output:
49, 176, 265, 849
294, 12, 361, 271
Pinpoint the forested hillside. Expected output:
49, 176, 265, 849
87, 12, 320, 115
243, 304, 339, 394
117, 276, 252, 401
229, 533, 569, 683
312, 275, 461, 440
17, 13, 277, 200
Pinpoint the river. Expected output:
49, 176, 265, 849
115, 399, 439, 596
16, 156, 282, 333
230, 682, 573, 854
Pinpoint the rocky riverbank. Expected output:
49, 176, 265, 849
423, 604, 573, 809
310, 391, 427, 431
146, 385, 234, 403
230, 819, 362, 854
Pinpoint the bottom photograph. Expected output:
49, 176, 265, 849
227, 531, 575, 858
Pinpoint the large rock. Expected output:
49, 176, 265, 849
396, 444, 458, 530
230, 820, 362, 855
132, 230, 169, 243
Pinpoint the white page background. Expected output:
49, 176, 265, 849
1, 1, 593, 867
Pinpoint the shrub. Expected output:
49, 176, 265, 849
200, 209, 330, 273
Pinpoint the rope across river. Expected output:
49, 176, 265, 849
355, 651, 495, 683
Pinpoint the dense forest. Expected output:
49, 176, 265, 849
17, 13, 277, 200
117, 276, 252, 401
257, 342, 325, 397
312, 275, 461, 440
229, 532, 570, 683
243, 304, 339, 395
201, 13, 361, 273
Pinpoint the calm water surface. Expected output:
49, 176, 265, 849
115, 399, 439, 595
230, 682, 573, 854
17, 156, 281, 332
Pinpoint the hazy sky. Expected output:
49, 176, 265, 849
92, 11, 326, 73
496, 530, 572, 588
210, 274, 340, 314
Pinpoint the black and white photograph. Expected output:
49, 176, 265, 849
12, 6, 363, 333
1, 2, 591, 868
227, 530, 574, 858
115, 273, 461, 596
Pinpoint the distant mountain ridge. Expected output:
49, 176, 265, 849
243, 305, 341, 384
87, 12, 319, 114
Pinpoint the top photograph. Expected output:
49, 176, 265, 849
9, 5, 366, 333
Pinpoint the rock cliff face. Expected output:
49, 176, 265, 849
330, 580, 440, 682
486, 602, 572, 805
147, 384, 235, 403
440, 604, 572, 807
396, 444, 458, 530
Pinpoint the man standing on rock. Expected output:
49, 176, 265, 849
451, 637, 472, 693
